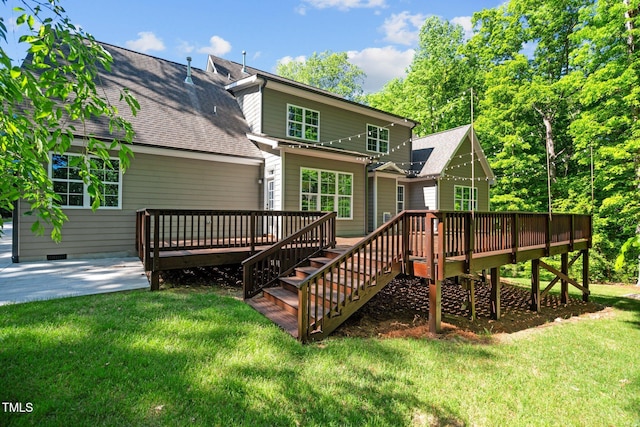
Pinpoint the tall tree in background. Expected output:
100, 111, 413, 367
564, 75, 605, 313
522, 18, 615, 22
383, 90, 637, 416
1, 0, 138, 241
471, 0, 590, 212
276, 51, 366, 101
569, 0, 640, 281
367, 16, 474, 136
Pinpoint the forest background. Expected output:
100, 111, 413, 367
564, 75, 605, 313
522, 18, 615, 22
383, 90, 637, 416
279, 0, 640, 283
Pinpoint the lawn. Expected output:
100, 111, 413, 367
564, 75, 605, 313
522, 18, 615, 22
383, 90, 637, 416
1, 282, 639, 426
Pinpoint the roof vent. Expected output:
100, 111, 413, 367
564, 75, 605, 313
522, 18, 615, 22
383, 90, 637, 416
185, 56, 194, 85
242, 50, 247, 73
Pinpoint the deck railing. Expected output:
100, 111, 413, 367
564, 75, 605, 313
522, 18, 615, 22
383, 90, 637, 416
426, 211, 592, 276
297, 211, 406, 341
135, 209, 325, 273
242, 212, 336, 299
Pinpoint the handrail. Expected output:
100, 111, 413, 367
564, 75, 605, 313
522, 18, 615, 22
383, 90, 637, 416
436, 211, 592, 274
296, 211, 406, 341
242, 212, 336, 299
135, 209, 326, 290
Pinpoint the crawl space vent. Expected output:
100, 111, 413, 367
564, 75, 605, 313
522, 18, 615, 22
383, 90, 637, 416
47, 254, 67, 261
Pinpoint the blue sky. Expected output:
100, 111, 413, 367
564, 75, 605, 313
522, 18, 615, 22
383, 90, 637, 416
3, 0, 503, 92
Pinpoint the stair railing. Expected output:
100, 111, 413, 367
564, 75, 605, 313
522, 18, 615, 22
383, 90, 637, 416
242, 212, 336, 299
297, 211, 409, 342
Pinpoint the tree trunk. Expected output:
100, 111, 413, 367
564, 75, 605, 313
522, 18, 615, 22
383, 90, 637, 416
624, 0, 637, 54
534, 106, 557, 182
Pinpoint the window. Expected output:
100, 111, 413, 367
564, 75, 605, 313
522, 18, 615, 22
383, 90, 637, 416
454, 185, 478, 211
397, 185, 405, 213
50, 153, 122, 209
287, 104, 319, 141
300, 168, 352, 219
366, 124, 389, 153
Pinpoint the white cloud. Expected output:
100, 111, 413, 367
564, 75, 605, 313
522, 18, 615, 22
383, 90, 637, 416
197, 35, 232, 56
347, 46, 414, 93
451, 16, 473, 40
177, 40, 195, 55
277, 55, 307, 66
297, 0, 386, 13
381, 11, 426, 46
125, 31, 165, 53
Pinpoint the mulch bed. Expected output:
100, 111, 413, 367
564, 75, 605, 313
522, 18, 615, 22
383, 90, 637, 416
333, 275, 605, 340
160, 267, 606, 341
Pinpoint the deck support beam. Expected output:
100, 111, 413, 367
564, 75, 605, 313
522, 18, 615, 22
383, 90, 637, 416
490, 267, 501, 320
461, 277, 476, 321
428, 279, 442, 333
561, 253, 569, 304
582, 249, 589, 302
531, 259, 541, 312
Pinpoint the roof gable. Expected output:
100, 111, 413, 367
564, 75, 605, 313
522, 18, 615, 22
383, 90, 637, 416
412, 125, 494, 181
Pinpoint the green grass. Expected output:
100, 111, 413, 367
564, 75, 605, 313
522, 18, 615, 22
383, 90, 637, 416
1, 285, 639, 426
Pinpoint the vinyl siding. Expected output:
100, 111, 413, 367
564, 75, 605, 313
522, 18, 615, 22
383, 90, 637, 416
17, 152, 262, 260
282, 152, 366, 237
374, 176, 398, 228
235, 86, 262, 134
407, 181, 438, 210
438, 138, 490, 211
262, 88, 412, 165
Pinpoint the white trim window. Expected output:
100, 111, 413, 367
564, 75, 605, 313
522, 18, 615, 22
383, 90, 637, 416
287, 104, 319, 142
454, 185, 478, 211
300, 168, 353, 219
397, 184, 405, 213
50, 153, 122, 209
366, 124, 389, 154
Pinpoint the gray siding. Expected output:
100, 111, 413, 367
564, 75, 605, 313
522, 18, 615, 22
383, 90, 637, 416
438, 137, 490, 211
374, 176, 398, 228
235, 86, 262, 134
407, 181, 438, 210
262, 88, 412, 165
17, 152, 262, 260
282, 152, 366, 237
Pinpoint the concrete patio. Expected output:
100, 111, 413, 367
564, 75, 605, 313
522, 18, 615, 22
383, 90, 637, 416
0, 221, 149, 306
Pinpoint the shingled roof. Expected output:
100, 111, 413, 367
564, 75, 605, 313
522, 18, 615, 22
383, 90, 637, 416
81, 43, 262, 160
411, 124, 494, 180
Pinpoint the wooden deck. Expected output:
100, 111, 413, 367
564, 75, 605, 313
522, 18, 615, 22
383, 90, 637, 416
135, 209, 592, 342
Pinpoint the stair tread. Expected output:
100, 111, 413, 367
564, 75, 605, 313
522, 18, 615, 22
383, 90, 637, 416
263, 286, 298, 307
246, 297, 298, 338
309, 256, 334, 264
295, 266, 319, 275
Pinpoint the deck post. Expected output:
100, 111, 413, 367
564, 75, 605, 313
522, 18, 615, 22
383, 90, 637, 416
402, 212, 411, 274
490, 267, 501, 320
151, 211, 160, 291
466, 277, 476, 321
429, 213, 445, 333
511, 213, 520, 263
582, 249, 589, 302
561, 252, 569, 304
466, 213, 475, 274
531, 258, 540, 312
250, 212, 256, 254
429, 279, 442, 332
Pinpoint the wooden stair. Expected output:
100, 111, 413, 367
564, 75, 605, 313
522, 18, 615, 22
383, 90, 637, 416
246, 246, 401, 341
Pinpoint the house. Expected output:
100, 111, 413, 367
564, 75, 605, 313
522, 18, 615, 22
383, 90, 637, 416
13, 42, 493, 262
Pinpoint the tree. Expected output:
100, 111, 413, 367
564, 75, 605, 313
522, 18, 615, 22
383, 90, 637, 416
276, 51, 366, 101
1, 0, 138, 241
471, 0, 590, 211
368, 16, 474, 136
569, 0, 640, 281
